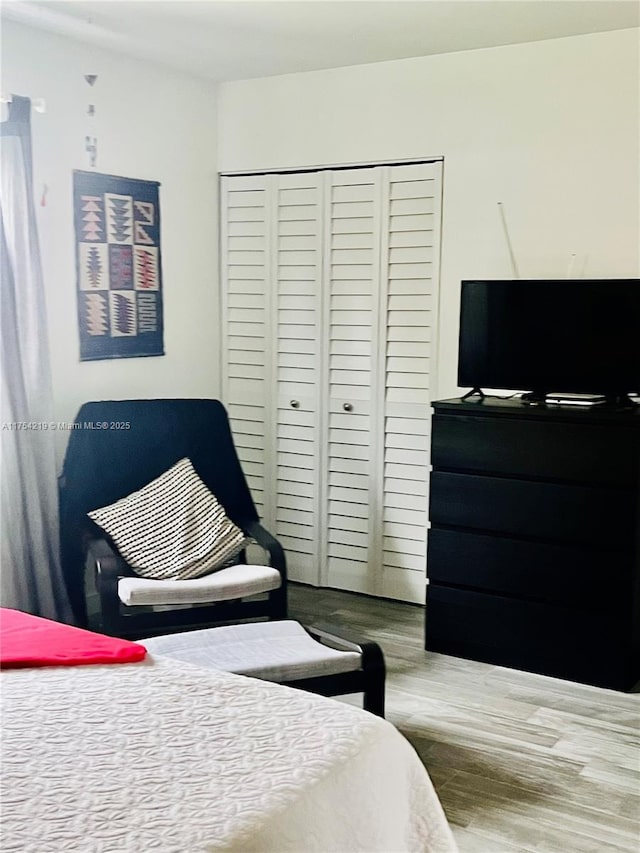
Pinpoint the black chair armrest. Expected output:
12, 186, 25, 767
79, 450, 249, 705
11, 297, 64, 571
85, 537, 133, 636
243, 520, 287, 581
86, 537, 130, 592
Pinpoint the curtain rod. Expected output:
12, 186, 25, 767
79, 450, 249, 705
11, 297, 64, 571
1, 94, 47, 114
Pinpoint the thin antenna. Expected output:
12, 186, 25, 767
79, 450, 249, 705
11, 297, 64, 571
497, 201, 520, 279
566, 253, 577, 278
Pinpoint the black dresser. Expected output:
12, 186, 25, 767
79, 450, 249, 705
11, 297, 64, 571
426, 397, 640, 690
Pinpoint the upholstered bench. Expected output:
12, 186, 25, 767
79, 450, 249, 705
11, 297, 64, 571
142, 620, 386, 717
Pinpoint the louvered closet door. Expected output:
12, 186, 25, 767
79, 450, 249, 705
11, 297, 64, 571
323, 168, 382, 595
222, 162, 443, 602
273, 173, 323, 584
220, 176, 271, 521
379, 162, 442, 603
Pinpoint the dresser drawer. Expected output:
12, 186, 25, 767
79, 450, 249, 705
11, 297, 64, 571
429, 472, 636, 546
427, 528, 632, 608
432, 414, 638, 486
425, 585, 637, 690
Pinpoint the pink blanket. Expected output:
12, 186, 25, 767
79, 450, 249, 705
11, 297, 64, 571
0, 608, 146, 668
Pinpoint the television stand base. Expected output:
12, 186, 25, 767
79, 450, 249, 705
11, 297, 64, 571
460, 387, 486, 401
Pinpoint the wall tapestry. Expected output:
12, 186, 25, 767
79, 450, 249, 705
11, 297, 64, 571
73, 170, 164, 360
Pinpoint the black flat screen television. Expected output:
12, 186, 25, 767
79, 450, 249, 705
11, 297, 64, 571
458, 279, 640, 403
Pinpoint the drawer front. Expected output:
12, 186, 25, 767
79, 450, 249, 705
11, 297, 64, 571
432, 414, 638, 486
427, 528, 632, 608
429, 471, 635, 546
425, 585, 637, 690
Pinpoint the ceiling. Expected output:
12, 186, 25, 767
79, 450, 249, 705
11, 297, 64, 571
3, 0, 639, 83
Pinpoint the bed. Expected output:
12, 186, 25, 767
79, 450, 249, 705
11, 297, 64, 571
1, 623, 457, 852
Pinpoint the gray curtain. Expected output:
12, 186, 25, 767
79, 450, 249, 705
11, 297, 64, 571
0, 95, 73, 622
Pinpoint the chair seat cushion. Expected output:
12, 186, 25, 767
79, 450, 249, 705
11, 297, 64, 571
142, 620, 363, 682
89, 458, 247, 581
118, 564, 281, 606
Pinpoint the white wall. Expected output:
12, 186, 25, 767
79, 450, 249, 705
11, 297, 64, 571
3, 24, 637, 456
218, 29, 640, 397
1, 22, 220, 464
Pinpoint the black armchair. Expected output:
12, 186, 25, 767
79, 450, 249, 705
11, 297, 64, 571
59, 399, 287, 639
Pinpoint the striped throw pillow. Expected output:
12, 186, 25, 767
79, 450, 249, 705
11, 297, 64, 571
88, 458, 247, 580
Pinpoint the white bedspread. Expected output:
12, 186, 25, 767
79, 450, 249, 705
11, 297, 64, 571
1, 655, 457, 853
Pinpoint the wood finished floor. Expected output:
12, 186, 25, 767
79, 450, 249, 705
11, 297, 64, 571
288, 583, 640, 853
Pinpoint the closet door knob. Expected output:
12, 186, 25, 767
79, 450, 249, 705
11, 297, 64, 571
343, 403, 353, 412
290, 400, 300, 409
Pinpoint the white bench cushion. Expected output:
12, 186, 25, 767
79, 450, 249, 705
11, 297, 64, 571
142, 620, 363, 682
118, 564, 281, 606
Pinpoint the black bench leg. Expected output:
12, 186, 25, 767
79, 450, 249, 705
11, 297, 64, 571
361, 642, 386, 718
301, 625, 387, 718
363, 680, 385, 717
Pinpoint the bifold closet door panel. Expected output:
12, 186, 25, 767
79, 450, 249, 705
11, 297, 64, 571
221, 175, 270, 520
380, 162, 442, 604
324, 168, 382, 595
274, 173, 323, 584
222, 162, 443, 601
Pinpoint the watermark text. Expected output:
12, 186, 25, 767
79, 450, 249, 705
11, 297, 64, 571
2, 421, 131, 431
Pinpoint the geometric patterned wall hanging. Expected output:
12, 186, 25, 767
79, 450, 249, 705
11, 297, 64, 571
73, 170, 164, 360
